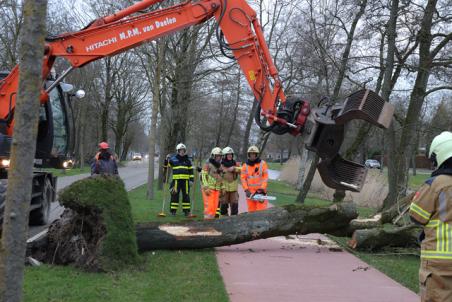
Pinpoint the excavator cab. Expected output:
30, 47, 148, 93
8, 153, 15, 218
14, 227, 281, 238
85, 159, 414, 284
0, 70, 80, 170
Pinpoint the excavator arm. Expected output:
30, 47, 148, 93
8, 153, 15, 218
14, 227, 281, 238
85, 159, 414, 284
0, 0, 394, 191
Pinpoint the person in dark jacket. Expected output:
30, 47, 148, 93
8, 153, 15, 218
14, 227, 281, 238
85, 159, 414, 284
91, 141, 119, 175
164, 143, 194, 216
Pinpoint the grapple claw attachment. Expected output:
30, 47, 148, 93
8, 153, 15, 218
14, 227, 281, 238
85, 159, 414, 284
317, 155, 367, 192
303, 89, 394, 192
335, 89, 394, 129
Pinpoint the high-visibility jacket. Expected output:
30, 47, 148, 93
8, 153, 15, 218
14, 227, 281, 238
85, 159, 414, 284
201, 159, 223, 190
221, 162, 241, 192
409, 175, 452, 260
240, 159, 268, 193
164, 154, 194, 181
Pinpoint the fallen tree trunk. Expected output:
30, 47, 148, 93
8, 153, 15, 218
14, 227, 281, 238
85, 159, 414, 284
348, 224, 421, 251
29, 202, 358, 257
136, 203, 357, 251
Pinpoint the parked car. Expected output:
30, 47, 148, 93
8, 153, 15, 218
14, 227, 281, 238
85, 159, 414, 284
365, 159, 381, 169
132, 153, 142, 161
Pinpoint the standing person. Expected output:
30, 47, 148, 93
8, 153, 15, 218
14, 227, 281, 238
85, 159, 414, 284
409, 131, 452, 302
91, 141, 119, 175
220, 146, 241, 216
241, 145, 268, 212
201, 147, 223, 219
164, 143, 194, 216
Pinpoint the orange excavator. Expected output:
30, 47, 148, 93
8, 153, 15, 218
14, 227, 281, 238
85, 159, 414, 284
0, 0, 394, 224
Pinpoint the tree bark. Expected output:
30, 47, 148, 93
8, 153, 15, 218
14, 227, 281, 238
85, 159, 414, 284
136, 202, 357, 250
0, 0, 47, 300
147, 39, 165, 199
296, 154, 319, 203
348, 225, 421, 251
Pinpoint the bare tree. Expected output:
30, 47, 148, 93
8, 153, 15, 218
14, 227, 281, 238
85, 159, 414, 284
0, 0, 47, 300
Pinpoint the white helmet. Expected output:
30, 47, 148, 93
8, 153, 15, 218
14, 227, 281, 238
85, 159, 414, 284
211, 147, 222, 156
429, 132, 452, 167
176, 143, 186, 151
222, 146, 234, 156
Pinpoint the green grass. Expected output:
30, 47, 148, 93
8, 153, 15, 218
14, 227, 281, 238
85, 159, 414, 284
25, 250, 227, 302
129, 181, 205, 224
408, 173, 429, 189
267, 161, 285, 171
38, 166, 91, 177
24, 179, 228, 302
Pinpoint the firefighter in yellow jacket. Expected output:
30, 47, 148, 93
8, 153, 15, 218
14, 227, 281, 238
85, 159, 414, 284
409, 131, 452, 302
220, 146, 241, 216
201, 147, 223, 219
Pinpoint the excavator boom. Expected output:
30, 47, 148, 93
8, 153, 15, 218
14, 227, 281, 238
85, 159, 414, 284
0, 0, 394, 192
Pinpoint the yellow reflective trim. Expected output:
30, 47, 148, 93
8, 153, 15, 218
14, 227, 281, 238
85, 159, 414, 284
426, 220, 439, 227
172, 166, 193, 170
173, 175, 191, 180
410, 206, 430, 220
445, 223, 449, 252
410, 203, 431, 218
437, 222, 441, 252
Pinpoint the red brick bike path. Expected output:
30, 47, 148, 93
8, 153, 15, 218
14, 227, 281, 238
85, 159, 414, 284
215, 186, 419, 302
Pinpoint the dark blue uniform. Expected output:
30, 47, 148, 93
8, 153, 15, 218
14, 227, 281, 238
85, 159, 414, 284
164, 154, 194, 215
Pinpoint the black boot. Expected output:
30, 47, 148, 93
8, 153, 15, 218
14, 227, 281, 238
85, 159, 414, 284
231, 203, 239, 215
220, 204, 229, 216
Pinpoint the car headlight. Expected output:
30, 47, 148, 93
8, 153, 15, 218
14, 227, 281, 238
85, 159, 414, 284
1, 159, 10, 167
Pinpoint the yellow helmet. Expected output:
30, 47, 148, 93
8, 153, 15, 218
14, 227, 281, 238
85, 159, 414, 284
429, 131, 452, 167
247, 145, 260, 154
246, 145, 260, 157
211, 147, 222, 156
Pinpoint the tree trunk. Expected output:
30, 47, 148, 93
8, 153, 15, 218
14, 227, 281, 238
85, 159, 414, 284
29, 202, 358, 255
348, 225, 420, 251
240, 101, 258, 162
296, 154, 320, 203
0, 0, 48, 300
135, 202, 358, 250
147, 40, 165, 199
296, 148, 309, 190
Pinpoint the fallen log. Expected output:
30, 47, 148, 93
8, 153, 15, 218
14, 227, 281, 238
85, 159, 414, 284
136, 202, 358, 251
28, 202, 358, 256
348, 224, 421, 251
380, 192, 415, 224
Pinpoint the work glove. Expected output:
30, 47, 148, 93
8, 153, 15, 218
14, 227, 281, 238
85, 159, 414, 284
245, 190, 252, 198
203, 187, 211, 196
189, 180, 194, 186
170, 186, 177, 194
256, 188, 267, 195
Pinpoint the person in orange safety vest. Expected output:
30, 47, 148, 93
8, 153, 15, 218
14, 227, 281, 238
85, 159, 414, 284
201, 147, 223, 219
240, 145, 268, 212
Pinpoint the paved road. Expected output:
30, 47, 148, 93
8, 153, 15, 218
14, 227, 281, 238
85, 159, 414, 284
28, 160, 152, 238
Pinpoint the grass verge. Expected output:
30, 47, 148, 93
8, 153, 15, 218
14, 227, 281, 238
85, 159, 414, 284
24, 180, 228, 302
39, 166, 91, 177
267, 161, 285, 171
